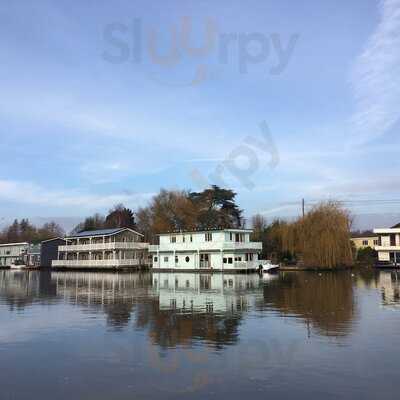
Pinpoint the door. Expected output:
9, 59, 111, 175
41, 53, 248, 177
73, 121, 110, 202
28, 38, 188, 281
200, 253, 210, 268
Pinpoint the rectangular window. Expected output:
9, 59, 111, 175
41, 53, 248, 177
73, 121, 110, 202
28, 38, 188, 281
223, 258, 227, 263
154, 256, 158, 262
362, 240, 368, 246
171, 236, 176, 243
175, 256, 178, 263
230, 232, 233, 241
205, 233, 213, 241
183, 235, 185, 243
164, 256, 169, 262
373, 240, 378, 245
190, 235, 193, 242
228, 257, 233, 264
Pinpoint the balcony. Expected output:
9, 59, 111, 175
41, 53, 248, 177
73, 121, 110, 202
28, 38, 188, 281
52, 259, 143, 268
149, 241, 262, 253
375, 245, 400, 251
58, 242, 149, 252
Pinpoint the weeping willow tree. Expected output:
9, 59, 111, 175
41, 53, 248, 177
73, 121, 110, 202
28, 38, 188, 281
281, 201, 353, 269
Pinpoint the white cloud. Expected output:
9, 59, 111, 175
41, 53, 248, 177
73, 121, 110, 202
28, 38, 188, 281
350, 0, 400, 144
0, 180, 154, 210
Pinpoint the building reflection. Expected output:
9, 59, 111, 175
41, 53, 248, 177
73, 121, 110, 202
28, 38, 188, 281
145, 272, 268, 349
52, 271, 154, 329
0, 269, 57, 310
357, 270, 400, 307
0, 269, 363, 343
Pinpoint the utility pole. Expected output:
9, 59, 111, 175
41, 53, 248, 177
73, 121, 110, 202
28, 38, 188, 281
302, 198, 305, 218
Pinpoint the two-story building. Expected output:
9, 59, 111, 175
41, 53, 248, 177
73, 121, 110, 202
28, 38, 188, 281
374, 224, 400, 266
149, 228, 263, 272
0, 242, 29, 267
350, 232, 379, 251
52, 228, 149, 269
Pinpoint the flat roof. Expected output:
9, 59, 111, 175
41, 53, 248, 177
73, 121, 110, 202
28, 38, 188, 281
374, 228, 400, 234
351, 232, 377, 239
157, 228, 253, 236
66, 227, 144, 239
0, 242, 29, 247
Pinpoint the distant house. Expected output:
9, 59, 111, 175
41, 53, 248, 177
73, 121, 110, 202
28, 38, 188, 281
350, 232, 379, 251
0, 242, 29, 267
149, 228, 263, 272
40, 237, 68, 268
51, 228, 149, 269
374, 223, 400, 265
23, 244, 41, 267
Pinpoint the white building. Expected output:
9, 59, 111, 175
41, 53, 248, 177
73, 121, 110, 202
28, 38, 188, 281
0, 242, 29, 267
52, 228, 150, 269
374, 225, 400, 265
149, 229, 263, 272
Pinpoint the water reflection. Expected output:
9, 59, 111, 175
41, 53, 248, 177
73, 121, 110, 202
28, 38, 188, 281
52, 271, 155, 329
259, 271, 358, 337
1, 269, 399, 342
1, 269, 400, 399
357, 269, 400, 308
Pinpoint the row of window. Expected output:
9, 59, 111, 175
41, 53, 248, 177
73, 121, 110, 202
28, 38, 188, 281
170, 235, 194, 243
154, 254, 255, 264
362, 239, 379, 246
154, 256, 191, 263
169, 232, 248, 243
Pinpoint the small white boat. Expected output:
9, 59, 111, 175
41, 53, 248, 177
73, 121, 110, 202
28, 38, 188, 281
258, 260, 280, 273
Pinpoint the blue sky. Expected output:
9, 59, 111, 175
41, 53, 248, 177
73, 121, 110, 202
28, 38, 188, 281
1, 0, 400, 229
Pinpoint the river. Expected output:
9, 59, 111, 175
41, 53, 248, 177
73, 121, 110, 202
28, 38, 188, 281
0, 269, 399, 399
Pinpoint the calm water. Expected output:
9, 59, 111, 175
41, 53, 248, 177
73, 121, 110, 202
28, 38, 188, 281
1, 269, 400, 400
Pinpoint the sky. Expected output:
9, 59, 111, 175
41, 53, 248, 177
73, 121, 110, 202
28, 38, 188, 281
1, 0, 400, 230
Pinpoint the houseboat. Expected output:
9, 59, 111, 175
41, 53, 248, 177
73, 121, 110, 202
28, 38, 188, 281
374, 224, 400, 267
149, 228, 263, 272
0, 242, 29, 268
51, 228, 150, 270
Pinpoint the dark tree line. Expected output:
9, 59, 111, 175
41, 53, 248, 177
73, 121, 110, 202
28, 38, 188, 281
0, 219, 65, 244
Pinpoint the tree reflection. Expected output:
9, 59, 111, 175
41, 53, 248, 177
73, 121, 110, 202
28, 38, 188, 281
260, 271, 358, 337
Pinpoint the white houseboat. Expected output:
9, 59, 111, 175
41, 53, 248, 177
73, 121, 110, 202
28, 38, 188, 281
374, 224, 400, 267
0, 242, 29, 267
52, 228, 149, 270
149, 228, 263, 272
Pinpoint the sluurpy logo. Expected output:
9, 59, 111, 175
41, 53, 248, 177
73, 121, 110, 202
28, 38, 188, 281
102, 17, 299, 87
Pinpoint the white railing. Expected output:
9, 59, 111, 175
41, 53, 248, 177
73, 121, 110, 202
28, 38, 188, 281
52, 259, 142, 268
149, 241, 262, 253
375, 245, 400, 251
58, 242, 149, 252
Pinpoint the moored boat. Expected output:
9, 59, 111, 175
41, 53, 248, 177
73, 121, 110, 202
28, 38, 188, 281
258, 260, 280, 273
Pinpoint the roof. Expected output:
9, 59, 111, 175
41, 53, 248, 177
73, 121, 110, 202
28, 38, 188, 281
351, 232, 377, 239
391, 222, 400, 228
157, 228, 253, 236
0, 242, 29, 247
66, 227, 143, 239
41, 237, 68, 244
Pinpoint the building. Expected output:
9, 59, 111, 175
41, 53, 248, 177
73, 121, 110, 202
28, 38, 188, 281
350, 232, 379, 251
51, 228, 149, 270
149, 228, 263, 272
40, 237, 68, 268
374, 224, 400, 265
23, 244, 41, 267
0, 242, 29, 267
